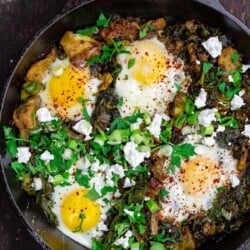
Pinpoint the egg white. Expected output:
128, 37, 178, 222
115, 37, 186, 117
39, 58, 102, 121
159, 143, 240, 223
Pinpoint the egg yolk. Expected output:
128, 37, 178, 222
60, 188, 100, 232
180, 156, 221, 196
49, 65, 90, 110
130, 40, 168, 85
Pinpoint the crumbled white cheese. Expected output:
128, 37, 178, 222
130, 118, 143, 131
230, 174, 240, 188
123, 177, 136, 188
124, 209, 134, 217
72, 119, 92, 140
242, 64, 250, 73
198, 108, 217, 127
194, 88, 207, 108
17, 147, 31, 163
147, 113, 163, 139
40, 150, 54, 163
108, 164, 125, 179
50, 58, 69, 77
114, 230, 133, 249
195, 60, 201, 65
202, 36, 222, 58
63, 148, 72, 160
123, 141, 150, 168
228, 75, 234, 82
32, 177, 43, 191
36, 107, 54, 122
242, 124, 250, 139
201, 136, 216, 146
230, 94, 245, 110
216, 125, 225, 132
194, 145, 206, 155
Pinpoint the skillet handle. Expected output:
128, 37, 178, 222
195, 0, 226, 13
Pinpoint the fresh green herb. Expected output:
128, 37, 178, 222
231, 52, 240, 63
77, 12, 110, 37
168, 143, 195, 173
101, 185, 116, 196
139, 24, 156, 39
146, 199, 160, 213
84, 186, 101, 201
150, 242, 166, 250
78, 98, 91, 122
202, 62, 213, 74
159, 187, 169, 198
174, 114, 187, 128
76, 26, 99, 36
96, 12, 110, 27
11, 161, 25, 180
75, 169, 90, 187
72, 213, 86, 233
232, 70, 242, 86
91, 239, 104, 250
128, 58, 136, 69
159, 121, 172, 144
87, 40, 130, 65
219, 116, 239, 128
115, 222, 130, 237
217, 186, 227, 192
118, 97, 124, 107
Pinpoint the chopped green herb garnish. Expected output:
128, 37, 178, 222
84, 186, 101, 201
139, 24, 156, 39
168, 143, 195, 173
72, 213, 86, 233
128, 58, 136, 69
231, 52, 240, 63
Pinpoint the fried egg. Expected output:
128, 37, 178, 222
115, 38, 186, 117
52, 182, 109, 248
39, 58, 102, 121
51, 156, 125, 248
159, 144, 240, 223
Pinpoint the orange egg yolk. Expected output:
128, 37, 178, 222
60, 188, 100, 232
180, 156, 221, 196
130, 40, 168, 85
49, 65, 90, 110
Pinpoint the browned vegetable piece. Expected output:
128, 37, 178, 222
13, 95, 40, 139
60, 31, 101, 65
150, 18, 167, 31
175, 227, 196, 250
26, 49, 56, 82
236, 147, 248, 171
99, 73, 113, 91
218, 47, 241, 71
169, 92, 187, 118
100, 18, 140, 42
185, 20, 197, 33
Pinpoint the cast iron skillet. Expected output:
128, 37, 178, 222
0, 0, 249, 249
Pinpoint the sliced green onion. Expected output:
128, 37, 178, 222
200, 125, 214, 135
143, 112, 151, 125
146, 199, 160, 213
108, 129, 130, 145
219, 116, 239, 128
174, 114, 187, 128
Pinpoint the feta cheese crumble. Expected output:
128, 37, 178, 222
72, 119, 92, 140
242, 64, 250, 73
242, 124, 250, 139
36, 107, 54, 122
202, 36, 222, 58
147, 113, 163, 139
230, 174, 240, 188
230, 94, 245, 110
201, 136, 216, 146
32, 177, 43, 191
114, 230, 133, 249
194, 88, 207, 108
123, 141, 150, 168
198, 108, 217, 127
17, 147, 32, 163
40, 150, 54, 163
